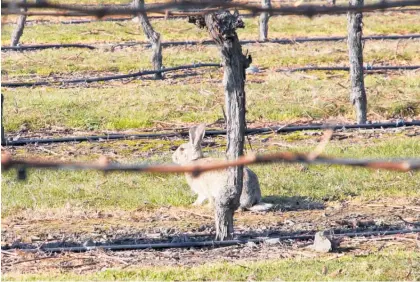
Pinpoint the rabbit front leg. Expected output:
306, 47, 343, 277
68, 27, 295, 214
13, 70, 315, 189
193, 194, 207, 206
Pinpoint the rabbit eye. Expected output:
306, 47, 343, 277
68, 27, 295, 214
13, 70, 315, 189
180, 147, 184, 151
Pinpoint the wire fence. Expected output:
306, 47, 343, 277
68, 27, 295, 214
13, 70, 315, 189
2, 149, 420, 182
2, 34, 419, 52
3, 0, 420, 18
3, 8, 419, 26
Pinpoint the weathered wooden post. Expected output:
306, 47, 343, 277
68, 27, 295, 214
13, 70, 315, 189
347, 0, 367, 124
259, 0, 271, 41
1, 94, 5, 145
189, 11, 251, 240
132, 0, 163, 79
10, 0, 27, 47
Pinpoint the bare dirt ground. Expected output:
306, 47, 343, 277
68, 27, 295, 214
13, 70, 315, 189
2, 197, 419, 275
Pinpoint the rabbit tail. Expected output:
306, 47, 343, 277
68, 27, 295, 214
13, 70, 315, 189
247, 202, 274, 212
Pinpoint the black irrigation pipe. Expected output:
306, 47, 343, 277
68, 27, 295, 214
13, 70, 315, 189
0, 63, 221, 88
277, 65, 420, 72
133, 34, 420, 48
5, 228, 420, 253
1, 43, 96, 51
3, 120, 419, 146
2, 63, 419, 88
4, 34, 418, 52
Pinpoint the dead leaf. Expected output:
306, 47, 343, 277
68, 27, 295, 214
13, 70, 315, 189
322, 265, 328, 275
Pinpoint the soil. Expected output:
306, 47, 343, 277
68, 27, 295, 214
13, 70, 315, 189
2, 198, 419, 275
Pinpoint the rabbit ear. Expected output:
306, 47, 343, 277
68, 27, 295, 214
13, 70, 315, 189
189, 124, 206, 146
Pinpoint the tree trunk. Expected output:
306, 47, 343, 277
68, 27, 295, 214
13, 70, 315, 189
1, 94, 5, 145
259, 0, 271, 41
132, 0, 163, 79
191, 11, 250, 241
347, 0, 367, 124
10, 0, 27, 47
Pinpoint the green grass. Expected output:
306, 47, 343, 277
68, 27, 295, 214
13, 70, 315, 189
2, 40, 419, 78
3, 250, 419, 281
2, 12, 419, 133
2, 13, 420, 45
2, 136, 419, 217
2, 72, 419, 132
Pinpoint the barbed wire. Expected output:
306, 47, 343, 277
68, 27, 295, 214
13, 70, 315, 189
2, 7, 419, 23
2, 151, 419, 182
2, 0, 420, 18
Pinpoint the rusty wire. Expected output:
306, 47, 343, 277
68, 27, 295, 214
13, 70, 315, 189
2, 151, 419, 181
2, 0, 420, 18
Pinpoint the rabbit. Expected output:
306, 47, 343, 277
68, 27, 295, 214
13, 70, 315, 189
172, 123, 273, 212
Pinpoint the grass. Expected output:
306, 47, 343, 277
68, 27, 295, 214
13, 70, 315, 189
2, 12, 419, 134
2, 135, 419, 217
3, 249, 419, 281
2, 11, 419, 134
2, 13, 420, 45
2, 40, 419, 78
2, 72, 419, 132
1, 11, 420, 281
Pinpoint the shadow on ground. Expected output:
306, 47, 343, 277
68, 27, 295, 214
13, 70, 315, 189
262, 195, 325, 211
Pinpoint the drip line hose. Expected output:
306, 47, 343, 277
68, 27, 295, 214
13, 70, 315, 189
1, 44, 95, 51
277, 65, 420, 72
3, 228, 419, 253
1, 63, 221, 88
3, 120, 419, 146
2, 34, 419, 52
2, 64, 418, 88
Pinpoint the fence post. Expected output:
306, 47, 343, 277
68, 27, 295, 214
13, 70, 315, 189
259, 0, 271, 41
1, 94, 5, 145
10, 0, 27, 47
189, 11, 250, 240
347, 0, 367, 124
132, 0, 163, 79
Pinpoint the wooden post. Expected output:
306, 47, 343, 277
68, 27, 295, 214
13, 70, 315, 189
1, 94, 5, 145
10, 0, 27, 47
347, 0, 367, 124
132, 0, 163, 79
190, 11, 251, 240
259, 0, 271, 41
